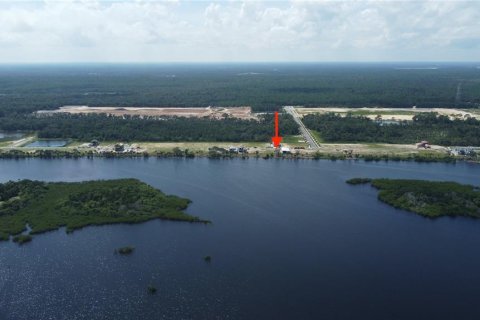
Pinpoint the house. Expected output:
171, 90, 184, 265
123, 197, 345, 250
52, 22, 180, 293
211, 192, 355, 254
450, 147, 475, 156
229, 146, 246, 153
114, 143, 124, 152
417, 141, 431, 149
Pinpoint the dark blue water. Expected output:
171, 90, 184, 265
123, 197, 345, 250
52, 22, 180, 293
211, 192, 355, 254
24, 140, 69, 148
0, 158, 479, 320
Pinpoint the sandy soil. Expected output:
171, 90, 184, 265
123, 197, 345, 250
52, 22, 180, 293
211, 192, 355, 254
295, 107, 480, 121
37, 106, 257, 120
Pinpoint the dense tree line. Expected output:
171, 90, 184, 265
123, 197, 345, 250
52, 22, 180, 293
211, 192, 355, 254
0, 113, 298, 142
303, 113, 480, 146
0, 63, 479, 114
0, 180, 47, 217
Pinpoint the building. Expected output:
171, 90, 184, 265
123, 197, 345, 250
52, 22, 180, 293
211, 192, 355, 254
417, 141, 431, 149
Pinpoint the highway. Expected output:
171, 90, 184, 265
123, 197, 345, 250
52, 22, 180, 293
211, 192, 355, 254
284, 106, 320, 150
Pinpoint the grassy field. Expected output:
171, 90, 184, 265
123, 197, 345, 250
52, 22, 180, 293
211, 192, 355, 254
309, 130, 325, 143
50, 135, 308, 152
0, 133, 462, 161
280, 135, 309, 147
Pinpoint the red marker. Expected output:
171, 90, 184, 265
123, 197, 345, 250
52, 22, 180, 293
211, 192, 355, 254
272, 111, 283, 148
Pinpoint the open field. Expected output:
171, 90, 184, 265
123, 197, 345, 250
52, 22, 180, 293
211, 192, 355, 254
36, 106, 257, 120
0, 135, 454, 159
314, 142, 449, 156
295, 107, 480, 121
69, 135, 309, 153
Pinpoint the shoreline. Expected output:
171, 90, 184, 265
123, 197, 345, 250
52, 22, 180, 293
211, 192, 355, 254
0, 147, 477, 164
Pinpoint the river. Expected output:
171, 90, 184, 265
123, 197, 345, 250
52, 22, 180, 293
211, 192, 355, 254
0, 158, 479, 319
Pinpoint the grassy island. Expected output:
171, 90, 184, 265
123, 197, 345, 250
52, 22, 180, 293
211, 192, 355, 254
0, 179, 205, 242
347, 178, 480, 218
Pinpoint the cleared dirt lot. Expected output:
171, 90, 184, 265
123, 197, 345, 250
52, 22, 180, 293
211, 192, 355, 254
295, 107, 480, 121
37, 106, 257, 120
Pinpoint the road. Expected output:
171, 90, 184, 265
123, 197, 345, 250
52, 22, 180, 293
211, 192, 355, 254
284, 106, 320, 150
9, 136, 35, 148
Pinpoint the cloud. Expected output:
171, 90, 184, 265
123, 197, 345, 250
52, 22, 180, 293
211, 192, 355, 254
0, 0, 478, 62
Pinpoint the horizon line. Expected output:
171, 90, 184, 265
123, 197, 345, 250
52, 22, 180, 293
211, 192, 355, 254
0, 61, 479, 65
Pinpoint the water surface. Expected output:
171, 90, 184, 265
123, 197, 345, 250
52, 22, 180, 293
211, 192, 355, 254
0, 158, 479, 320
24, 140, 68, 148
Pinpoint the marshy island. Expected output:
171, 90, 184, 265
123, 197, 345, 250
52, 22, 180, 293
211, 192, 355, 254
0, 178, 205, 242
347, 178, 480, 218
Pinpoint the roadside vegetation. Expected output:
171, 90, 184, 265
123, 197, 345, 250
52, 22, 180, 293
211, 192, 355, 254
0, 179, 205, 242
303, 113, 480, 146
347, 178, 480, 218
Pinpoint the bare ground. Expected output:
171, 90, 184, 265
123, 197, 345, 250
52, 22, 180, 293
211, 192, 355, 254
295, 107, 480, 121
37, 106, 257, 120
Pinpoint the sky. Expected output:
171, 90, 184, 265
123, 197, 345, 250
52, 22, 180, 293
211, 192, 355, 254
0, 0, 479, 63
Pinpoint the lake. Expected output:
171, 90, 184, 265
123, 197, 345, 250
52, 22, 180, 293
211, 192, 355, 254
0, 158, 480, 320
24, 140, 69, 148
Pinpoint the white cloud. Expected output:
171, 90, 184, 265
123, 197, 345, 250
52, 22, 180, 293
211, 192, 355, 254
0, 0, 478, 62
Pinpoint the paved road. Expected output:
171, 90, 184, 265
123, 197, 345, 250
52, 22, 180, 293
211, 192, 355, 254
284, 106, 320, 150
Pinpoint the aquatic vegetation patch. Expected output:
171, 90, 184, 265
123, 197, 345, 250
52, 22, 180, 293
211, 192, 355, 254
115, 246, 135, 255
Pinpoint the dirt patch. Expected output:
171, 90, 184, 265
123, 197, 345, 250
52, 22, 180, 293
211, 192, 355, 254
37, 106, 257, 120
295, 107, 479, 121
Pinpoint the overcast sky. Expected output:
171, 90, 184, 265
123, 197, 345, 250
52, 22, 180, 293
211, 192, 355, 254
0, 0, 479, 63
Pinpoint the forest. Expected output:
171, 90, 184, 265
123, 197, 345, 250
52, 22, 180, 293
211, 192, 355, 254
0, 63, 479, 115
0, 113, 298, 142
347, 178, 480, 218
1, 63, 478, 144
303, 112, 480, 146
0, 179, 204, 242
